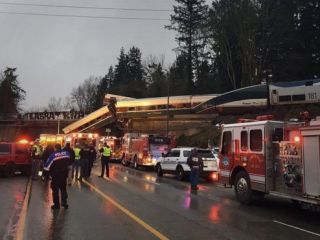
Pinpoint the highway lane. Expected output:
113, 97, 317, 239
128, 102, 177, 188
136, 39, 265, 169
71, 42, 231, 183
11, 163, 320, 239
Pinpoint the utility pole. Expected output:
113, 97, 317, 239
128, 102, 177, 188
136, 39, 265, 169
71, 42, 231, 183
166, 78, 170, 137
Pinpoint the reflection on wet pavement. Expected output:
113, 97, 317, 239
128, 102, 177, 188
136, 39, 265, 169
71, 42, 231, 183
208, 204, 221, 223
7, 163, 320, 240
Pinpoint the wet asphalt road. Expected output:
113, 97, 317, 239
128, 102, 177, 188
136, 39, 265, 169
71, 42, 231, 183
0, 175, 28, 240
2, 163, 320, 240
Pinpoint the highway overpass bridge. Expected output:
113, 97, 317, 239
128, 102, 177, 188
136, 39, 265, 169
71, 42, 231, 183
63, 85, 268, 135
1, 83, 271, 140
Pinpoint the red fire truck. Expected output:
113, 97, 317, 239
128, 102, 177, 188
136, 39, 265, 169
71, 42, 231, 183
219, 115, 320, 206
0, 140, 32, 177
121, 133, 172, 169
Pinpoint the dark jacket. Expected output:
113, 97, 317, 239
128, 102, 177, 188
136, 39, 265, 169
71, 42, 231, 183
80, 147, 91, 160
42, 145, 54, 163
44, 150, 70, 178
63, 146, 75, 166
187, 150, 203, 168
88, 146, 97, 161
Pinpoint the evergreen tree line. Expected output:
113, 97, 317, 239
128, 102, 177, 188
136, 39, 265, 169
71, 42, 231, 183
88, 0, 320, 111
0, 68, 25, 118
2, 0, 319, 115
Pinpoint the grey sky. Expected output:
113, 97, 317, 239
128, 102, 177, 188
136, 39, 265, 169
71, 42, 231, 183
0, 0, 177, 110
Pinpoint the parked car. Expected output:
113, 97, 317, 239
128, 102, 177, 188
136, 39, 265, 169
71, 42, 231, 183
156, 147, 219, 181
0, 142, 31, 177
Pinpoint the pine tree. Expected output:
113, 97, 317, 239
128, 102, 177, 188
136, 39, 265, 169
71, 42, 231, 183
147, 63, 167, 97
166, 0, 209, 93
113, 48, 129, 96
0, 68, 25, 117
94, 66, 114, 110
126, 47, 146, 98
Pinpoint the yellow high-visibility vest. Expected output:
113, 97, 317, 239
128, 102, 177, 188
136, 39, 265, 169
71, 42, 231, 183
34, 145, 42, 156
103, 147, 111, 157
74, 147, 81, 160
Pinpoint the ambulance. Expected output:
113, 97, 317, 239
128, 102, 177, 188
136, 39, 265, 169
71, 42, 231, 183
64, 132, 99, 148
121, 133, 172, 169
219, 115, 320, 206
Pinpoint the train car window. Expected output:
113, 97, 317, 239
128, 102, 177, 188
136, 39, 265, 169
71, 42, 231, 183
128, 107, 136, 111
279, 95, 291, 102
292, 94, 306, 101
221, 131, 232, 155
305, 81, 313, 86
240, 131, 248, 151
272, 90, 277, 94
250, 130, 263, 152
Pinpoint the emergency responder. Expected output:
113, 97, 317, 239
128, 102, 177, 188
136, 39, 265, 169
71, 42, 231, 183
63, 143, 75, 185
99, 142, 111, 178
41, 144, 54, 181
187, 149, 203, 191
79, 144, 91, 180
88, 143, 97, 177
31, 139, 42, 180
72, 143, 81, 180
44, 144, 70, 210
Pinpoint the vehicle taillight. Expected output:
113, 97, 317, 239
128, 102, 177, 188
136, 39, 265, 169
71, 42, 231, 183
294, 136, 300, 143
210, 172, 219, 182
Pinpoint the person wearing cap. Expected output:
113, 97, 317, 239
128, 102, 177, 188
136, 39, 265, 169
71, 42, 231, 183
44, 144, 70, 210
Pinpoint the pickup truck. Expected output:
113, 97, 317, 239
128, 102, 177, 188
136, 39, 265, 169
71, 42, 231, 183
0, 142, 31, 177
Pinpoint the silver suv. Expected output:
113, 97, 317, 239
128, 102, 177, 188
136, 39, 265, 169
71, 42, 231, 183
156, 147, 219, 181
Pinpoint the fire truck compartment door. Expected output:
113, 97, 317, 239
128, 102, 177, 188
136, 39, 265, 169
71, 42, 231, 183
303, 136, 320, 197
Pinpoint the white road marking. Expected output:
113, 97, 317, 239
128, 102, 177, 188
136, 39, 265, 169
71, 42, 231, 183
273, 220, 320, 237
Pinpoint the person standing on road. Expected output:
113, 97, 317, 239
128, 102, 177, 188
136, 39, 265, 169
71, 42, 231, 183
88, 143, 97, 177
41, 144, 54, 181
187, 149, 203, 191
63, 142, 75, 185
44, 144, 70, 210
79, 144, 90, 180
99, 143, 111, 178
31, 139, 42, 180
73, 143, 81, 180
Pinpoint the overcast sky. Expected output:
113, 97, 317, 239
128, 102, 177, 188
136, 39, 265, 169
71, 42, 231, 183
0, 0, 177, 110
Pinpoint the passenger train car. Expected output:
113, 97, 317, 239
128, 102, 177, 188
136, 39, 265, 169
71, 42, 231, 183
269, 79, 320, 105
63, 78, 320, 134
63, 94, 217, 134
